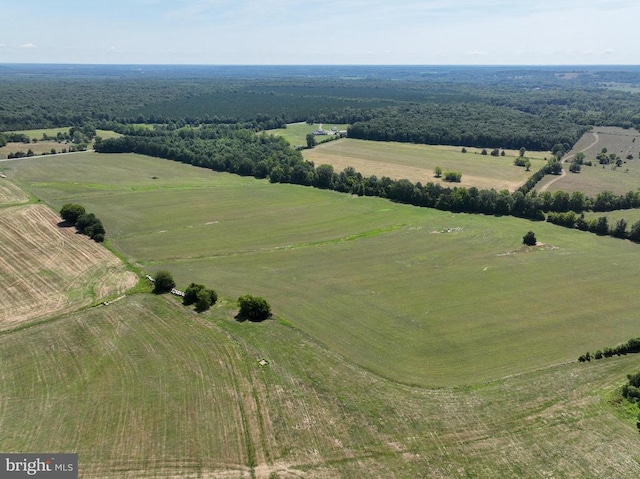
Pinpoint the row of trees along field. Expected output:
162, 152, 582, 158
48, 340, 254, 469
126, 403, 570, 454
95, 127, 640, 226
60, 204, 105, 242
151, 270, 271, 320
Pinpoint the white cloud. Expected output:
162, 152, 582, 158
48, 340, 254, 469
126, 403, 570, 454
106, 46, 120, 53
21, 43, 36, 49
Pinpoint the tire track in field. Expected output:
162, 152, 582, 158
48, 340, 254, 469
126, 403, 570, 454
0, 204, 133, 329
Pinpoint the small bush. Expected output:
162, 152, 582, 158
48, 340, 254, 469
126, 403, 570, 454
443, 171, 462, 182
238, 295, 271, 322
153, 270, 175, 294
195, 288, 218, 312
522, 231, 537, 246
60, 203, 86, 224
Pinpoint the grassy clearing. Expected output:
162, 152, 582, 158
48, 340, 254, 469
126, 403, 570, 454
4, 151, 640, 477
0, 140, 70, 159
583, 208, 640, 225
9, 152, 640, 387
6, 127, 120, 141
6, 127, 73, 140
540, 127, 640, 196
266, 122, 348, 147
303, 138, 549, 192
1, 129, 121, 159
1, 293, 639, 478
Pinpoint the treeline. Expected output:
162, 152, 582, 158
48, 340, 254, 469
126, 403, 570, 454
547, 209, 640, 242
95, 128, 640, 225
579, 337, 640, 362
622, 371, 640, 433
60, 204, 106, 242
347, 103, 589, 151
150, 269, 270, 320
3, 67, 640, 140
95, 126, 304, 179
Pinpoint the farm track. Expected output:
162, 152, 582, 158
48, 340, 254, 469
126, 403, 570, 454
539, 131, 600, 192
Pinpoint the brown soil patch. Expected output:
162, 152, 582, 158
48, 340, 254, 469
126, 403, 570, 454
305, 146, 523, 192
0, 204, 137, 330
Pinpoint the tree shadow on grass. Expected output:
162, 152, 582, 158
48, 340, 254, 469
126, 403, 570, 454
235, 313, 271, 323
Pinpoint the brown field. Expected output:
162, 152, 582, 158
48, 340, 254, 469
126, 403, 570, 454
0, 178, 29, 205
303, 139, 547, 192
0, 202, 137, 330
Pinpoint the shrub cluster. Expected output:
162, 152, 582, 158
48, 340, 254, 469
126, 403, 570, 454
183, 283, 218, 312
622, 372, 640, 433
443, 171, 462, 183
150, 270, 271, 320
237, 294, 271, 322
578, 337, 640, 362
623, 372, 640, 404
522, 231, 537, 246
60, 203, 105, 242
548, 212, 640, 242
153, 270, 176, 294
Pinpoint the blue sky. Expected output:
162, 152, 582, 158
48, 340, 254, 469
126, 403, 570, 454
1, 0, 638, 64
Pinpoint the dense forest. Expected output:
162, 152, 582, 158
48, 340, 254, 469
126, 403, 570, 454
2, 65, 640, 151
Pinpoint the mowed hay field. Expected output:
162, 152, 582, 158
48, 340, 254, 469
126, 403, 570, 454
0, 189, 137, 330
540, 126, 640, 196
1, 294, 640, 478
302, 138, 549, 192
0, 177, 29, 205
0, 128, 121, 159
266, 123, 349, 148
3, 152, 640, 477
8, 152, 640, 387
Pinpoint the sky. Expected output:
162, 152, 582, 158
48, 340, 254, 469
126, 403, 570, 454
1, 0, 638, 65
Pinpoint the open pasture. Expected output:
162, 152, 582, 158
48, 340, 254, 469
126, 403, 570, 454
7, 127, 72, 140
1, 128, 121, 159
1, 293, 640, 478
540, 127, 640, 196
0, 189, 137, 330
8, 151, 640, 387
303, 138, 548, 192
584, 208, 640, 225
266, 122, 349, 148
6, 127, 120, 141
0, 140, 71, 159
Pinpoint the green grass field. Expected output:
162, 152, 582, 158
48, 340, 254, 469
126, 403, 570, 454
584, 208, 640, 225
540, 127, 640, 196
302, 138, 549, 192
6, 127, 121, 141
8, 151, 640, 387
3, 151, 640, 477
1, 293, 639, 478
266, 123, 349, 147
1, 128, 120, 159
